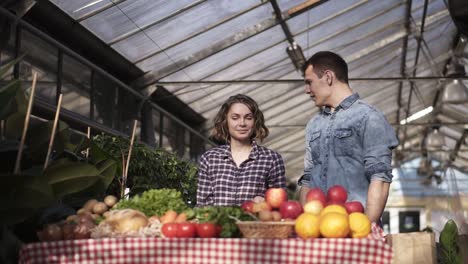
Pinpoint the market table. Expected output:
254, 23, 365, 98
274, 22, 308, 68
19, 236, 392, 264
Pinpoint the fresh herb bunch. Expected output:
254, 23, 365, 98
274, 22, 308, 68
190, 206, 255, 238
114, 189, 188, 216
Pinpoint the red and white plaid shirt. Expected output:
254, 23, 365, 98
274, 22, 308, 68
196, 141, 286, 206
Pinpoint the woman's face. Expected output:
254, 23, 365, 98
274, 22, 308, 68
227, 103, 255, 143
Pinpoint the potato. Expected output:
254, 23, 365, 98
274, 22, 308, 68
92, 202, 108, 215
76, 208, 88, 215
258, 210, 273, 222
83, 199, 98, 211
271, 211, 282, 221
103, 195, 118, 207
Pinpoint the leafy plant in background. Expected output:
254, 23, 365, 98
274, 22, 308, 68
92, 134, 198, 205
0, 58, 119, 226
439, 219, 461, 264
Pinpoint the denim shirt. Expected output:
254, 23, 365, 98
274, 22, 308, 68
299, 93, 399, 207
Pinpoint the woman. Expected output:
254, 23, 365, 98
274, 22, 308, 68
196, 94, 286, 206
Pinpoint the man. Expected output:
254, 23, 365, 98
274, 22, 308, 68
298, 51, 398, 223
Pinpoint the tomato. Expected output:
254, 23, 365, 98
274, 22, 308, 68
161, 223, 179, 238
215, 224, 222, 237
196, 223, 217, 238
177, 223, 196, 238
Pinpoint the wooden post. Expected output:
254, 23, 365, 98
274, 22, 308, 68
120, 120, 137, 199
14, 72, 37, 174
85, 126, 91, 159
124, 120, 138, 180
43, 94, 63, 170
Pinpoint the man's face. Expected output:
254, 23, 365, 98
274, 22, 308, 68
304, 65, 331, 107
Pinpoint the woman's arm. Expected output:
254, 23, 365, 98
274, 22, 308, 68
267, 152, 286, 188
196, 155, 212, 206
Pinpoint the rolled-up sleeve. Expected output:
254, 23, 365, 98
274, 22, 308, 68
196, 154, 212, 206
362, 111, 399, 182
267, 152, 286, 188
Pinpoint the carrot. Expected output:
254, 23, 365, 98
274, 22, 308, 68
160, 210, 177, 224
174, 212, 187, 223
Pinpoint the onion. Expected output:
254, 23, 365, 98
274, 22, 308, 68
73, 221, 95, 239
62, 222, 76, 240
41, 224, 63, 241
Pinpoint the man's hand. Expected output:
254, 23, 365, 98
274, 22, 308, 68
299, 186, 311, 205
366, 180, 390, 223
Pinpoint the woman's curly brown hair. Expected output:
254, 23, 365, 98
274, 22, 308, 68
211, 94, 269, 144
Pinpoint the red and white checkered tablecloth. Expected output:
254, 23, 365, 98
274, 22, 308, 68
19, 236, 392, 264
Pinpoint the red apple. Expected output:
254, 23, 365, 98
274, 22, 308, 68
252, 201, 272, 213
265, 188, 288, 208
305, 187, 326, 206
327, 185, 348, 203
279, 201, 303, 220
241, 201, 255, 213
344, 201, 364, 214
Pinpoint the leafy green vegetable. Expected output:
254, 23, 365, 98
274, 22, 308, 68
114, 189, 188, 216
190, 206, 255, 238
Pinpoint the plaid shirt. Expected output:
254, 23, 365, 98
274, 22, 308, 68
196, 141, 286, 206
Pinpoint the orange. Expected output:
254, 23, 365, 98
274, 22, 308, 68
349, 212, 371, 238
319, 205, 348, 218
319, 212, 349, 238
295, 213, 320, 239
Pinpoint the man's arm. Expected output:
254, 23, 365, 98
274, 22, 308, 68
361, 111, 398, 222
366, 180, 390, 223
299, 186, 311, 205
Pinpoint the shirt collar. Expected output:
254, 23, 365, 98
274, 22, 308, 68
323, 93, 360, 114
222, 140, 259, 160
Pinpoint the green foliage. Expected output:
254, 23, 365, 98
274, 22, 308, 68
114, 189, 188, 216
92, 134, 198, 204
440, 219, 461, 264
0, 58, 119, 225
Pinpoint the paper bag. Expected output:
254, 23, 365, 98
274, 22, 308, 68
387, 232, 436, 264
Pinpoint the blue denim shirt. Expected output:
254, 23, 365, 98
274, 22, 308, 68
299, 93, 399, 207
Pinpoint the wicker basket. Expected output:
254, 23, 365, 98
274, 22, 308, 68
236, 221, 295, 239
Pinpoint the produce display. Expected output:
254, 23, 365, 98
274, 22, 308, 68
37, 195, 118, 241
35, 188, 256, 240
114, 189, 188, 216
36, 186, 372, 241
239, 185, 372, 239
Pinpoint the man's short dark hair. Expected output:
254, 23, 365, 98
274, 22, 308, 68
302, 51, 349, 84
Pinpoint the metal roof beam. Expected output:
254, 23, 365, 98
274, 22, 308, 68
132, 0, 329, 89
132, 0, 266, 64
151, 75, 468, 85
76, 0, 127, 22
108, 0, 209, 45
